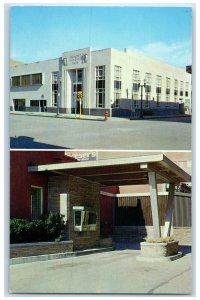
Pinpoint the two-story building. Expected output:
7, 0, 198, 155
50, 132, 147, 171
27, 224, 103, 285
10, 47, 192, 117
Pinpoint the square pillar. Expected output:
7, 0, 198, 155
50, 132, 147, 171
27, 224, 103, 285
148, 171, 161, 240
163, 183, 175, 238
60, 193, 69, 222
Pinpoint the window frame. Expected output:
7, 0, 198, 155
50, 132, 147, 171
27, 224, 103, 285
96, 66, 106, 108
31, 185, 43, 219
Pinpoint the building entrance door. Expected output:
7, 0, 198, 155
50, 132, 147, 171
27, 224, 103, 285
72, 69, 83, 115
73, 84, 83, 114
14, 99, 25, 111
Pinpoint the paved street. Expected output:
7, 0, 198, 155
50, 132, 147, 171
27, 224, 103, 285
9, 249, 192, 294
10, 113, 191, 150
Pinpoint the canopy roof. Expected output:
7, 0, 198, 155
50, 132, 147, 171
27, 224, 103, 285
28, 154, 191, 186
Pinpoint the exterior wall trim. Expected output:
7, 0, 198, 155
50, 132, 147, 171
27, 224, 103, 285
100, 191, 191, 198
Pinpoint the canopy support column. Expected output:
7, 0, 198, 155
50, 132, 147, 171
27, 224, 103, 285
148, 171, 161, 240
163, 183, 175, 238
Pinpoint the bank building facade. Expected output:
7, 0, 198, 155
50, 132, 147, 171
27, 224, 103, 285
10, 47, 192, 118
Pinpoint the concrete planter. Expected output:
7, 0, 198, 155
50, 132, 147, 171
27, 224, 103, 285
137, 240, 182, 262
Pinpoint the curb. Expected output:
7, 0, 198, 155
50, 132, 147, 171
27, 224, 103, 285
10, 247, 114, 265
10, 111, 191, 121
10, 112, 105, 122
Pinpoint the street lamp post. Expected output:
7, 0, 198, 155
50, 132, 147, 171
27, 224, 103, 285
138, 79, 146, 119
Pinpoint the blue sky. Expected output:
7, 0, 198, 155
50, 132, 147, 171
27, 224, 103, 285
10, 5, 192, 67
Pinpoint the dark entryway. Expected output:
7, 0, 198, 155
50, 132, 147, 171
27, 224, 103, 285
114, 198, 145, 226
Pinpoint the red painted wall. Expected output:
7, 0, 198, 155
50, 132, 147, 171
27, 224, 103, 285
10, 151, 76, 219
100, 186, 119, 237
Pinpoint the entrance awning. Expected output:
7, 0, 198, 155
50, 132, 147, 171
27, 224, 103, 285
28, 154, 191, 186
28, 154, 191, 240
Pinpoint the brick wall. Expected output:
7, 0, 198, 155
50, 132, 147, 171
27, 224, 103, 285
10, 241, 73, 258
173, 227, 192, 246
68, 176, 101, 250
48, 175, 101, 250
48, 176, 70, 212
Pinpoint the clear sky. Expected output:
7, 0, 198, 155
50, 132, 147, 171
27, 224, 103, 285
10, 5, 192, 67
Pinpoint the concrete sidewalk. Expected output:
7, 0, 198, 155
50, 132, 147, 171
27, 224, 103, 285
10, 111, 107, 121
10, 110, 191, 122
9, 247, 193, 295
10, 246, 114, 265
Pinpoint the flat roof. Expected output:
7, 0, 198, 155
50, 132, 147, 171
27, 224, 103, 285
28, 154, 191, 186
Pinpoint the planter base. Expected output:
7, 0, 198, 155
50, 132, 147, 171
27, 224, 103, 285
136, 240, 182, 262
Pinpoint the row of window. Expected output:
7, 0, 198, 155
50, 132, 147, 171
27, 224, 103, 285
96, 66, 190, 108
132, 85, 189, 97
11, 73, 43, 87
12, 68, 190, 110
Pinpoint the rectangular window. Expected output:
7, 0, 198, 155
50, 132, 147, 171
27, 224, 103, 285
133, 99, 139, 108
11, 76, 21, 87
32, 73, 42, 85
156, 87, 161, 94
145, 85, 151, 93
96, 66, 105, 108
114, 66, 122, 108
73, 206, 97, 232
31, 186, 43, 219
185, 82, 189, 97
21, 75, 31, 86
30, 100, 39, 106
96, 66, 105, 80
114, 80, 121, 89
180, 81, 184, 97
11, 73, 43, 87
145, 73, 151, 107
174, 79, 178, 102
132, 70, 140, 108
52, 72, 59, 107
77, 69, 83, 82
132, 70, 140, 92
166, 77, 171, 94
166, 77, 171, 104
133, 83, 139, 92
156, 75, 162, 107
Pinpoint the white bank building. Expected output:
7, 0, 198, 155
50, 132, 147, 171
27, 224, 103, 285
10, 47, 192, 118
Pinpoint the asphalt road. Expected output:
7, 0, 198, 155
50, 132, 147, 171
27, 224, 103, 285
9, 249, 192, 294
10, 114, 192, 150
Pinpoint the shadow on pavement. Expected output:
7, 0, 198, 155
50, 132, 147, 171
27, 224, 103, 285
10, 136, 70, 149
179, 245, 192, 256
113, 243, 192, 256
113, 241, 145, 251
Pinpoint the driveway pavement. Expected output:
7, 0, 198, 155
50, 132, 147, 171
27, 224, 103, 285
10, 113, 191, 150
9, 248, 193, 295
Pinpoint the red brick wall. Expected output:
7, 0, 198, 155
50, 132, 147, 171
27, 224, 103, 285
100, 186, 119, 237
48, 175, 101, 250
10, 151, 76, 219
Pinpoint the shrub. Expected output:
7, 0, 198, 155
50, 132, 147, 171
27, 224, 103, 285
43, 212, 66, 241
10, 212, 66, 244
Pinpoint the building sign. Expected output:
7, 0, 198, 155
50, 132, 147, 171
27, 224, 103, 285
68, 53, 88, 65
65, 151, 97, 161
69, 54, 81, 65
